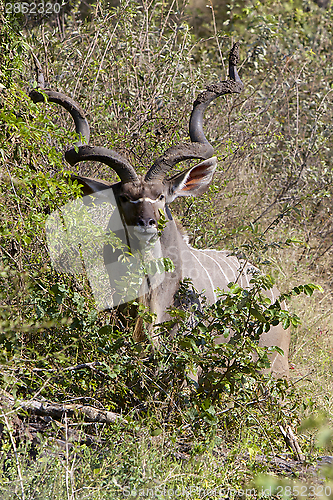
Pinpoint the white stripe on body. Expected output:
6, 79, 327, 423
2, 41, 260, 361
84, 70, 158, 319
189, 246, 251, 292
188, 249, 217, 302
186, 245, 278, 307
196, 251, 231, 283
193, 247, 248, 284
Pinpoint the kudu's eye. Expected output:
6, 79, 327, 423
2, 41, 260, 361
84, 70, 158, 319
159, 194, 165, 201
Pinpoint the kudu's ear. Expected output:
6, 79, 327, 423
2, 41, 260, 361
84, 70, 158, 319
71, 174, 114, 204
166, 157, 217, 202
71, 174, 113, 195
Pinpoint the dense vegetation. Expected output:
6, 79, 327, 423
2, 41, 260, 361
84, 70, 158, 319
1, 0, 333, 498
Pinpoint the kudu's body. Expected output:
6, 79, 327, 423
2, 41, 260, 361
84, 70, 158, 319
30, 44, 290, 378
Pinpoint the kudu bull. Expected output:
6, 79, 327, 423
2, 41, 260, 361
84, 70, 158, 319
30, 44, 290, 378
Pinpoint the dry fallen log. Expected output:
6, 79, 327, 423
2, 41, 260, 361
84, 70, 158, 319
0, 390, 124, 425
19, 400, 123, 424
279, 424, 305, 462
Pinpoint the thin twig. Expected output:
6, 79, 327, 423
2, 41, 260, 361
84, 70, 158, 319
1, 412, 25, 500
158, 0, 177, 43
287, 370, 315, 388
64, 412, 71, 500
208, 0, 225, 74
241, 406, 278, 467
73, 31, 100, 98
32, 361, 109, 378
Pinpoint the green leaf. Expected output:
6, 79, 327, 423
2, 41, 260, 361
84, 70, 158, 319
250, 307, 266, 323
282, 318, 290, 329
151, 428, 163, 436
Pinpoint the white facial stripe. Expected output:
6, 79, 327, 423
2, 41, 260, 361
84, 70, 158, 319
128, 197, 160, 204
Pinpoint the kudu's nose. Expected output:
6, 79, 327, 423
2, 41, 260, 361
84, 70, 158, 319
138, 217, 156, 228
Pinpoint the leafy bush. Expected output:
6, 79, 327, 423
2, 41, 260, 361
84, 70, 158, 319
1, 0, 333, 497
